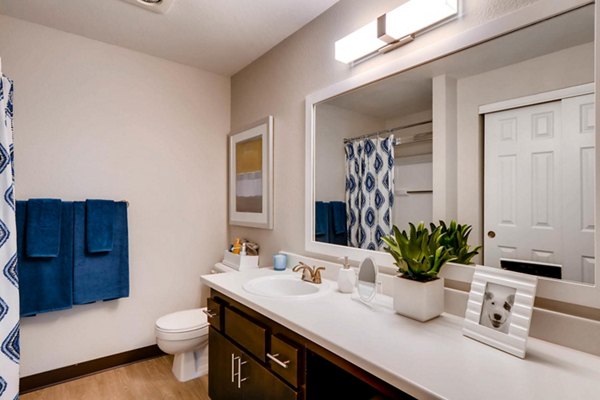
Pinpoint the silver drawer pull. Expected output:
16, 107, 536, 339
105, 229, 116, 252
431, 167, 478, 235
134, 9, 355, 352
267, 353, 290, 369
237, 357, 248, 388
203, 309, 217, 318
231, 354, 237, 382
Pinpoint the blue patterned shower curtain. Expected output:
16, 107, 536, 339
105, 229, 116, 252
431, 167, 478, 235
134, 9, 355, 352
0, 74, 18, 399
345, 136, 394, 250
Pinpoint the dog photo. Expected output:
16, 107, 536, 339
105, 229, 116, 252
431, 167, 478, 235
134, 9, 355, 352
464, 266, 538, 358
478, 282, 516, 334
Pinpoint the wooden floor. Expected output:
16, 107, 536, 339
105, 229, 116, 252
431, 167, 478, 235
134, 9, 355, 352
21, 356, 210, 400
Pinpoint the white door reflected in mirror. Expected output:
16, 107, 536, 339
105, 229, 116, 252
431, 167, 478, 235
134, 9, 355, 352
483, 92, 595, 284
357, 257, 378, 303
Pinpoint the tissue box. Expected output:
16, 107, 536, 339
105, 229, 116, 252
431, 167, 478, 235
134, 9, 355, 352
222, 250, 259, 271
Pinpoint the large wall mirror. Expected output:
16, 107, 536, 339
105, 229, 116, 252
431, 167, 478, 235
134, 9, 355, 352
306, 1, 600, 308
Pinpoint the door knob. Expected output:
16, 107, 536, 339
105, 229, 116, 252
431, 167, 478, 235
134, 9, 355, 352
487, 231, 496, 238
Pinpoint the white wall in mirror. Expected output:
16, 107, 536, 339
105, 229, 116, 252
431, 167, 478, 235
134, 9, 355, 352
305, 0, 600, 308
315, 104, 384, 203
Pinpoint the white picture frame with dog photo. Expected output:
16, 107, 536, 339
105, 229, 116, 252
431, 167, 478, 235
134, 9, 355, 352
463, 266, 538, 358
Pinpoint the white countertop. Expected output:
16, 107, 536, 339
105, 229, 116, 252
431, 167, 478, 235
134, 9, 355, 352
201, 269, 600, 400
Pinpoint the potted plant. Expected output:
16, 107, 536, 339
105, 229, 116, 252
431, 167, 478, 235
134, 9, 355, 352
432, 220, 481, 265
382, 222, 455, 321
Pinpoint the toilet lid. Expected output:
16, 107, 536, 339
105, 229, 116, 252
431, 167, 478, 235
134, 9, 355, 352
213, 262, 237, 273
156, 309, 208, 332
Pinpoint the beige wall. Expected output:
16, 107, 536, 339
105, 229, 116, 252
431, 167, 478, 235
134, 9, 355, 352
0, 15, 230, 376
229, 0, 544, 263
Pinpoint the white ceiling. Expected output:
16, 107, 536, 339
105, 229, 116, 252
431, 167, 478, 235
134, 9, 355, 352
0, 0, 339, 76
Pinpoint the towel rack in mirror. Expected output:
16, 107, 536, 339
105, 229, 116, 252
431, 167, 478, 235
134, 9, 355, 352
394, 189, 433, 196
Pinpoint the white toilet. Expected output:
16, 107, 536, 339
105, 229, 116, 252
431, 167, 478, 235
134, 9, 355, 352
155, 308, 210, 382
155, 262, 238, 382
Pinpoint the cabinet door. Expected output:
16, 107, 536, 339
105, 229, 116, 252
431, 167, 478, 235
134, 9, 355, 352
209, 328, 241, 400
241, 351, 298, 400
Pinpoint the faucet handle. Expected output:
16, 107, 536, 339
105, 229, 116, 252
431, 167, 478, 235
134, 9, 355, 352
292, 263, 313, 282
312, 266, 325, 284
292, 262, 309, 272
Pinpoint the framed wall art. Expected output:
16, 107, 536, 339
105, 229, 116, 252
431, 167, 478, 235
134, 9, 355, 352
229, 116, 274, 229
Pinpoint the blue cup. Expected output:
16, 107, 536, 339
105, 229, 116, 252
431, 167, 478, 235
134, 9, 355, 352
273, 254, 287, 271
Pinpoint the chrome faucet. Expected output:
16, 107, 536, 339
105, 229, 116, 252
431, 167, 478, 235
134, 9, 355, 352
292, 262, 325, 284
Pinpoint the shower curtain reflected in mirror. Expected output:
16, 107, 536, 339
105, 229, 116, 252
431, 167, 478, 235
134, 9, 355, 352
345, 136, 394, 250
0, 73, 18, 399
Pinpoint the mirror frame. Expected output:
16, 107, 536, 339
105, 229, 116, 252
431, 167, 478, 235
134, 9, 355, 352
305, 0, 600, 308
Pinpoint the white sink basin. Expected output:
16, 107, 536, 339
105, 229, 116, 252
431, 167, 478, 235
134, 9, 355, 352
243, 274, 331, 299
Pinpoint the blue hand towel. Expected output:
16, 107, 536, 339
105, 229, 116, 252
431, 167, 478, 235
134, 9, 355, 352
86, 199, 115, 253
25, 198, 62, 257
331, 201, 347, 235
73, 201, 129, 304
17, 201, 73, 316
315, 202, 330, 243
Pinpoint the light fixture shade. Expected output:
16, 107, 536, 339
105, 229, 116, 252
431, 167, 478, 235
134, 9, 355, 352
384, 0, 458, 40
119, 0, 175, 14
335, 21, 388, 64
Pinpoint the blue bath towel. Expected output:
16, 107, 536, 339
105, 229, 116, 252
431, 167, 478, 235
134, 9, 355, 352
17, 201, 74, 316
330, 201, 348, 246
73, 201, 129, 304
331, 201, 347, 235
86, 199, 115, 253
25, 198, 62, 257
315, 202, 330, 243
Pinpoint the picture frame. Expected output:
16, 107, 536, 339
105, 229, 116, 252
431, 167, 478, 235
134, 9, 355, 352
229, 116, 274, 229
463, 265, 538, 358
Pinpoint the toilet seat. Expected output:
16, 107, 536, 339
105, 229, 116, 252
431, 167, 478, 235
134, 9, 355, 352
212, 262, 237, 273
155, 308, 209, 341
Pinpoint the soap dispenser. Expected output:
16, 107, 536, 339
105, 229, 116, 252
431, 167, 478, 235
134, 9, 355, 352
337, 256, 356, 293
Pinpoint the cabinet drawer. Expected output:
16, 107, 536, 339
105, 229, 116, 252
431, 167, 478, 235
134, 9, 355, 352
268, 335, 300, 388
224, 307, 267, 362
206, 297, 224, 331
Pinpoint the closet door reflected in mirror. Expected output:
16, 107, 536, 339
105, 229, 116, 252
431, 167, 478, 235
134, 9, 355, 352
311, 4, 595, 284
484, 92, 595, 284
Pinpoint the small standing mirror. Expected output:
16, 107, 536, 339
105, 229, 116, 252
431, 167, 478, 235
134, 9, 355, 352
357, 257, 378, 303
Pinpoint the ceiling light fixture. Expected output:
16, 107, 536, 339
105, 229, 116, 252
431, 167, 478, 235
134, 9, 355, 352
335, 0, 459, 65
120, 0, 175, 14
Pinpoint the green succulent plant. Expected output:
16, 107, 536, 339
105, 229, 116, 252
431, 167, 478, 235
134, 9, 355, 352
382, 222, 456, 282
431, 220, 481, 265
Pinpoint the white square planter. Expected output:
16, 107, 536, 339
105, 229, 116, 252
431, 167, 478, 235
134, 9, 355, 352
393, 275, 444, 322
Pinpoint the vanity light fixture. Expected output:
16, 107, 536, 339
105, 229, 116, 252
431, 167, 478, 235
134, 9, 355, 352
334, 21, 389, 65
335, 0, 459, 65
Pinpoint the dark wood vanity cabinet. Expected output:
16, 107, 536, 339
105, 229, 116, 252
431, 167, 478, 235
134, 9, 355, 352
208, 328, 239, 399
208, 328, 298, 400
207, 290, 412, 400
